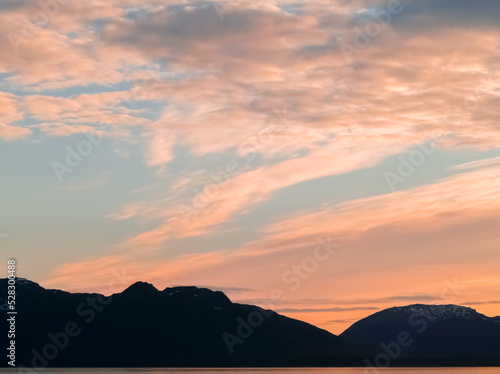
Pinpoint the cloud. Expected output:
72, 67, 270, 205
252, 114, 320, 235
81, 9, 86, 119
265, 293, 440, 307
86, 0, 500, 247
374, 0, 500, 32
107, 203, 144, 220
20, 91, 152, 140
265, 163, 500, 241
23, 91, 150, 126
451, 156, 500, 171
100, 3, 324, 73
323, 318, 359, 324
464, 300, 500, 306
275, 306, 379, 313
118, 133, 411, 245
0, 92, 30, 140
191, 286, 256, 294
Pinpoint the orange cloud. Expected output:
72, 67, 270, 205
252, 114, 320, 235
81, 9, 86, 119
0, 92, 30, 140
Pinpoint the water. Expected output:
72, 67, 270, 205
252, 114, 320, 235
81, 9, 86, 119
3, 369, 496, 374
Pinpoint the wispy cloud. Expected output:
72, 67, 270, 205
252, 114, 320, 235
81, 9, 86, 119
274, 306, 380, 313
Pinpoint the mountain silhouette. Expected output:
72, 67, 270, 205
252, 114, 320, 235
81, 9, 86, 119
0, 278, 361, 367
341, 304, 500, 365
2, 279, 500, 368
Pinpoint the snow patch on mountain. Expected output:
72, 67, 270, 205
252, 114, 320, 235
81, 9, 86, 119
388, 304, 485, 322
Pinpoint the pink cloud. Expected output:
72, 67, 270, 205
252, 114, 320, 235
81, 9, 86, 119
0, 92, 30, 140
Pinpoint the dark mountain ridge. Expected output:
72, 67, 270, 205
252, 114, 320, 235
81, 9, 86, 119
341, 304, 500, 363
0, 278, 361, 368
1, 279, 499, 367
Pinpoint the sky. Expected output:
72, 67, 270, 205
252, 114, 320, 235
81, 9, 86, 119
1, 0, 500, 335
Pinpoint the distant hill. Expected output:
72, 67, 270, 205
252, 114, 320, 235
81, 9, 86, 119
341, 304, 500, 365
0, 278, 361, 367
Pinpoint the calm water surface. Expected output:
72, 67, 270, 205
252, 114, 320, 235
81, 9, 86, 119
7, 369, 497, 374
